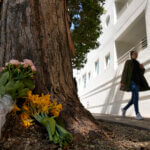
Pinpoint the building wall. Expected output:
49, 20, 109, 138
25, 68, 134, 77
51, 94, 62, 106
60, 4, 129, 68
74, 0, 150, 118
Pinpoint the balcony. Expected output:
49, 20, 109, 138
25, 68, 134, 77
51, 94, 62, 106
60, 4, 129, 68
115, 11, 147, 64
117, 37, 147, 64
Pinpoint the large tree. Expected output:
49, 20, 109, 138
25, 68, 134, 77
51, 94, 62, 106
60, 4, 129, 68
0, 0, 104, 135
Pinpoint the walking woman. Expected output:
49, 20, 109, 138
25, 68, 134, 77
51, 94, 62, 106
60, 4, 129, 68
120, 50, 150, 120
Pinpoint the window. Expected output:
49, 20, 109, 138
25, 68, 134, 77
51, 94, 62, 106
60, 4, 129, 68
85, 54, 88, 59
95, 60, 99, 75
105, 53, 111, 67
106, 15, 110, 27
88, 72, 91, 80
82, 74, 87, 88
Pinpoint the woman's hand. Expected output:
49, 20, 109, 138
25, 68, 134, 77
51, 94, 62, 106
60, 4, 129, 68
120, 83, 125, 87
120, 83, 125, 90
140, 64, 144, 69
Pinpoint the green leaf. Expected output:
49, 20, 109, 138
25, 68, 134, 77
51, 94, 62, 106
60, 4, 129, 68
5, 80, 15, 93
23, 79, 35, 89
5, 80, 25, 99
17, 88, 29, 98
0, 72, 9, 86
0, 86, 5, 96
14, 81, 24, 90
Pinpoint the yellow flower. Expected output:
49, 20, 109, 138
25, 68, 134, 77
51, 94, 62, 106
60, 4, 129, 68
22, 119, 33, 128
27, 90, 32, 97
51, 109, 59, 117
56, 104, 62, 111
23, 91, 63, 118
20, 113, 33, 128
12, 104, 21, 115
41, 105, 49, 114
22, 104, 29, 112
20, 113, 30, 121
52, 100, 57, 106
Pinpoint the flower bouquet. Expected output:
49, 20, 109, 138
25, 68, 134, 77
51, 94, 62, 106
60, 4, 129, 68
0, 59, 36, 137
17, 91, 73, 147
0, 59, 36, 99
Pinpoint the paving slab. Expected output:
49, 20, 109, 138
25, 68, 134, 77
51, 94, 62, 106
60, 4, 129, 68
93, 113, 150, 131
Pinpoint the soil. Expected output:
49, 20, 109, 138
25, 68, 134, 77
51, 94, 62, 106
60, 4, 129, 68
0, 115, 150, 150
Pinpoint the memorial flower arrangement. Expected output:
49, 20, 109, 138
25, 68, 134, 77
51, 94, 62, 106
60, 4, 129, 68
0, 59, 35, 100
0, 59, 72, 147
17, 91, 72, 147
0, 59, 36, 137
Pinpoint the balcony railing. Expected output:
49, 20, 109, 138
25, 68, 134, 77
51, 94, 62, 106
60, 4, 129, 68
118, 37, 147, 64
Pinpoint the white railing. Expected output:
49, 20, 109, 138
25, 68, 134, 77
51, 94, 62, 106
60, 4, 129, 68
118, 37, 147, 64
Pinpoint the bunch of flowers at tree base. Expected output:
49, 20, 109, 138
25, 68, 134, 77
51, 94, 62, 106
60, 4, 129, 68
0, 59, 36, 100
0, 59, 36, 138
16, 91, 72, 147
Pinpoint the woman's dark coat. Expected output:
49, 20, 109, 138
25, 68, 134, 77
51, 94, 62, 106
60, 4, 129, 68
120, 59, 150, 92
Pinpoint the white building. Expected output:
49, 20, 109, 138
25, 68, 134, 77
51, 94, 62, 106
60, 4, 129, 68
74, 0, 150, 118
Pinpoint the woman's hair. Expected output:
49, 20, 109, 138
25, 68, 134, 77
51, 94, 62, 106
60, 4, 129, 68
130, 50, 136, 57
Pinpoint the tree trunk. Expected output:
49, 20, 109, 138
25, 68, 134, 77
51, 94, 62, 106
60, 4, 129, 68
0, 0, 98, 134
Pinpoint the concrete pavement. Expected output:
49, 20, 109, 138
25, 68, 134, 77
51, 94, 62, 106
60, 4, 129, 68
93, 113, 150, 131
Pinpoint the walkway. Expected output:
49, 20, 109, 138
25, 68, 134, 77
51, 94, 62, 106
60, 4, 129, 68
93, 113, 150, 131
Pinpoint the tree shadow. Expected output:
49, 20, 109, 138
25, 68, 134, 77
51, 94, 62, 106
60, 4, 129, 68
100, 67, 124, 114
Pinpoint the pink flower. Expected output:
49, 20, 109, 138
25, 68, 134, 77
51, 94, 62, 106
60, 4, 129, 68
21, 62, 28, 68
23, 59, 34, 67
0, 67, 5, 72
5, 62, 8, 66
9, 59, 20, 66
31, 66, 37, 72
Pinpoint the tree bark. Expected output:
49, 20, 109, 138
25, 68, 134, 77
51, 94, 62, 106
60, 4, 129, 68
0, 0, 98, 134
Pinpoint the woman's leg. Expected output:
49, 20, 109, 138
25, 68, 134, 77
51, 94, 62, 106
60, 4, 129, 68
123, 81, 135, 111
131, 82, 139, 115
123, 94, 133, 111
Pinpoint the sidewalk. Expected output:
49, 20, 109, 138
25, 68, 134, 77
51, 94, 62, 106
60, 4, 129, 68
93, 113, 150, 131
